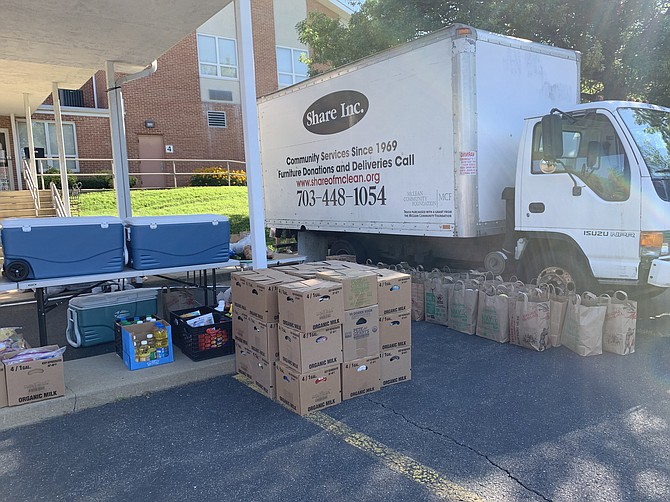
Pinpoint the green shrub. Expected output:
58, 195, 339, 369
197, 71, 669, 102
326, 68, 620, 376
78, 174, 138, 190
191, 166, 247, 186
42, 168, 77, 190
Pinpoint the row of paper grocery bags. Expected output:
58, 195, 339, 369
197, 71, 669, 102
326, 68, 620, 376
1, 214, 229, 280
230, 260, 412, 416
410, 271, 636, 356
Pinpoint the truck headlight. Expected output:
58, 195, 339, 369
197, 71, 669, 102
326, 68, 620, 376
640, 231, 664, 257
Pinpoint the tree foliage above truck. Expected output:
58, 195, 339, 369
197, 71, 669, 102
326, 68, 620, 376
297, 0, 670, 105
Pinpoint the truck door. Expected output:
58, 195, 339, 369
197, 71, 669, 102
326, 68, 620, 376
517, 110, 641, 281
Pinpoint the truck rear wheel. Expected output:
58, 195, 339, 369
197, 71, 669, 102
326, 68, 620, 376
329, 238, 366, 263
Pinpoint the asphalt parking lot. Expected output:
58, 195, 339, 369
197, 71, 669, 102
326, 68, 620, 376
1, 294, 669, 502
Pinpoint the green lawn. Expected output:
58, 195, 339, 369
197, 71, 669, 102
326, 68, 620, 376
77, 187, 250, 235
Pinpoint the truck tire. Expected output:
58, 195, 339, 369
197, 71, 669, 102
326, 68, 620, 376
329, 238, 366, 263
523, 245, 595, 294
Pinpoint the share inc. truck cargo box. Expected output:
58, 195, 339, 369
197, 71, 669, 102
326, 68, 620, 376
258, 24, 579, 240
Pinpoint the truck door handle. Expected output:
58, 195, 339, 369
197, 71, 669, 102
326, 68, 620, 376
529, 202, 545, 213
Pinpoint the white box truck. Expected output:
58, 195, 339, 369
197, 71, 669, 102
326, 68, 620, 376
258, 24, 670, 296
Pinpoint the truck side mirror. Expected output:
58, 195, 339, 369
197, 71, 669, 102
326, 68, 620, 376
541, 114, 563, 161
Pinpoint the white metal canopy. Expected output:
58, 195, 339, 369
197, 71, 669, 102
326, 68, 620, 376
1, 0, 269, 268
0, 0, 234, 114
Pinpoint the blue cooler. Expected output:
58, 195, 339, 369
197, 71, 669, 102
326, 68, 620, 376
66, 288, 159, 347
124, 214, 230, 270
1, 216, 125, 281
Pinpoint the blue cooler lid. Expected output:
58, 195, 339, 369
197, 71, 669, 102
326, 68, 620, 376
1, 216, 123, 229
68, 288, 158, 309
123, 214, 228, 227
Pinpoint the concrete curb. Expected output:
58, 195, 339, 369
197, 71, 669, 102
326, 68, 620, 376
0, 350, 236, 432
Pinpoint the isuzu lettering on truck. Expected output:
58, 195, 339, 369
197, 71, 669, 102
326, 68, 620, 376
258, 24, 670, 296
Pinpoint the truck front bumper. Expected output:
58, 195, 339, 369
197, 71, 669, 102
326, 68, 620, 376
648, 256, 670, 287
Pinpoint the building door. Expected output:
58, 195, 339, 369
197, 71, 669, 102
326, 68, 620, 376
0, 129, 13, 190
138, 135, 166, 188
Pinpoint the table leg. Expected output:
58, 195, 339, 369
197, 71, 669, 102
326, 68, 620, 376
35, 287, 49, 346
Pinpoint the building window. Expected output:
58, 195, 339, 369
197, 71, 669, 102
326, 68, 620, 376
207, 111, 227, 128
197, 34, 238, 79
276, 46, 309, 87
17, 120, 79, 172
58, 89, 84, 108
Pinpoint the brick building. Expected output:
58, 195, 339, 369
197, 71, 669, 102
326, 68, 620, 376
0, 0, 351, 190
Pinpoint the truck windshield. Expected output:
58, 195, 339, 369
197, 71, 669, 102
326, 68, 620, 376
618, 107, 670, 179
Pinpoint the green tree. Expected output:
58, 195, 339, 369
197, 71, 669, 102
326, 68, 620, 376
297, 0, 670, 105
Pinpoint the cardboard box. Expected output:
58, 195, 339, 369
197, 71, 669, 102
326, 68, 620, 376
248, 317, 279, 361
3, 346, 65, 406
374, 269, 412, 316
235, 344, 254, 380
343, 305, 380, 361
380, 347, 412, 388
278, 324, 342, 373
379, 312, 412, 351
232, 310, 249, 348
121, 320, 174, 371
0, 363, 7, 408
341, 355, 380, 400
326, 254, 358, 263
273, 265, 319, 279
279, 279, 344, 332
231, 270, 260, 313
249, 352, 276, 400
316, 269, 378, 310
245, 272, 295, 322
275, 362, 341, 416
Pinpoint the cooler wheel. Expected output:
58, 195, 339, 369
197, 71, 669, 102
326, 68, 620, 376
4, 260, 30, 281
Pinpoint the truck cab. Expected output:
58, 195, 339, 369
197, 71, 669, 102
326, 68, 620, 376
516, 101, 670, 295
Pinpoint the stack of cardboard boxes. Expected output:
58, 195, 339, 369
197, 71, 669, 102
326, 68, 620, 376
232, 261, 412, 416
231, 269, 294, 399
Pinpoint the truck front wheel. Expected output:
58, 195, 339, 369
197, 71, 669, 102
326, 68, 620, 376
522, 244, 595, 294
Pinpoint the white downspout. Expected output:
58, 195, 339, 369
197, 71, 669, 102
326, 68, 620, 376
235, 0, 268, 270
92, 73, 98, 109
106, 60, 157, 219
52, 82, 71, 216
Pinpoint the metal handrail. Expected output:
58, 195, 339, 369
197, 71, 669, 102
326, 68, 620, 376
22, 159, 41, 215
31, 157, 246, 189
50, 182, 67, 217
32, 157, 246, 189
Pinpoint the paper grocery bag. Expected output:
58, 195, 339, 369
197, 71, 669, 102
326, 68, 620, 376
409, 266, 426, 321
600, 291, 637, 355
513, 292, 551, 351
561, 293, 606, 356
448, 280, 479, 335
424, 271, 452, 326
545, 285, 568, 347
475, 285, 509, 343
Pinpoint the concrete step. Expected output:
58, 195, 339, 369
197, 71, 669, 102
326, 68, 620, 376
0, 190, 55, 220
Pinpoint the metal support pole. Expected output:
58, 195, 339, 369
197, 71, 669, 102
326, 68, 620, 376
106, 61, 133, 219
10, 114, 22, 190
23, 94, 38, 187
172, 161, 177, 187
52, 82, 71, 215
235, 0, 268, 269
